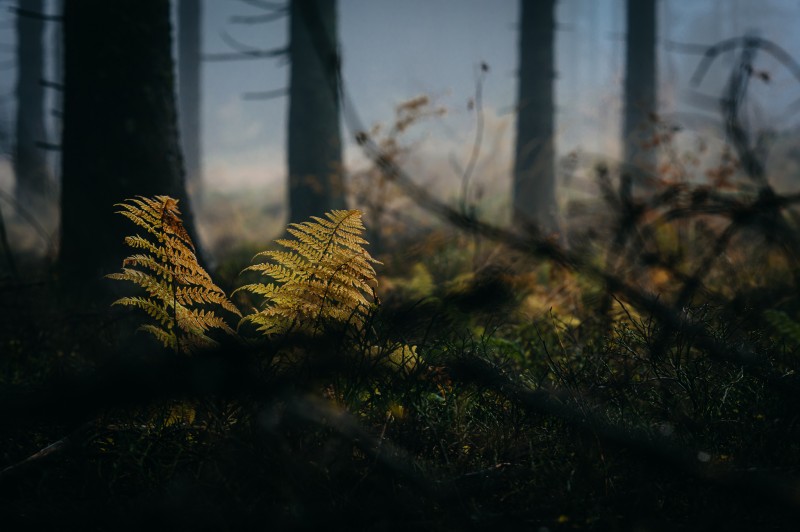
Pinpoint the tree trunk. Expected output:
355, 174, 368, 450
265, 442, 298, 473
178, 0, 203, 204
59, 0, 198, 294
287, 0, 345, 224
49, 0, 64, 201
623, 0, 657, 181
513, 0, 557, 234
14, 0, 50, 208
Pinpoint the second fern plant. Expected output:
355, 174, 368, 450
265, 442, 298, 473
236, 210, 381, 337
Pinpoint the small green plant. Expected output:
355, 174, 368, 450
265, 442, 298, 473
764, 309, 800, 345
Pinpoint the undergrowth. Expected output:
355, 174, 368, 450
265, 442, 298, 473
3, 165, 800, 531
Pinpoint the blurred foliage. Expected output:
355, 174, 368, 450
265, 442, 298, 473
5, 110, 800, 531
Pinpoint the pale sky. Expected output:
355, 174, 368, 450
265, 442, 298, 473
201, 0, 524, 191
2, 0, 800, 197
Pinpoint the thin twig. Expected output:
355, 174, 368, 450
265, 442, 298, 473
459, 63, 488, 216
230, 9, 287, 25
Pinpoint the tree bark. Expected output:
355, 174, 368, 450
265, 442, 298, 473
287, 0, 345, 225
178, 0, 202, 204
59, 0, 198, 294
50, 0, 64, 188
14, 0, 50, 208
623, 0, 657, 181
513, 0, 557, 234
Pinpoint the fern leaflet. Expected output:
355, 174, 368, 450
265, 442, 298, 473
236, 209, 381, 337
107, 195, 241, 353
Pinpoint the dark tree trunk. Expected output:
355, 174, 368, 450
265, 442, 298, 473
49, 0, 64, 197
178, 0, 202, 203
513, 0, 557, 234
287, 0, 345, 224
59, 0, 197, 293
14, 0, 50, 207
623, 0, 657, 180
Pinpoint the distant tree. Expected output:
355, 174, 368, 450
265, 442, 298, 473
0, 94, 9, 156
14, 0, 50, 207
287, 0, 345, 224
178, 0, 203, 203
49, 0, 64, 185
623, 0, 657, 181
59, 0, 198, 294
513, 0, 557, 234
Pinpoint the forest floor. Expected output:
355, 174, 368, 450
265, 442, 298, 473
2, 178, 800, 531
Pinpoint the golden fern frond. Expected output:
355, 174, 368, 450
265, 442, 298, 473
107, 195, 241, 354
112, 296, 174, 326
107, 268, 169, 299
236, 209, 381, 337
138, 324, 178, 351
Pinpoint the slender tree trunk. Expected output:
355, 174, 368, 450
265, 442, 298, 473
49, 0, 64, 198
623, 0, 657, 181
287, 0, 345, 224
179, 0, 202, 204
513, 0, 557, 234
59, 0, 198, 293
0, 104, 8, 156
14, 0, 50, 207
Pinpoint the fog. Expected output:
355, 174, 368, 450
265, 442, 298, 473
3, 0, 800, 254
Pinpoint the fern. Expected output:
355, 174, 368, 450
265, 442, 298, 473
236, 209, 381, 337
107, 195, 241, 353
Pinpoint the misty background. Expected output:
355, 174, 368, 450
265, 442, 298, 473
2, 0, 800, 253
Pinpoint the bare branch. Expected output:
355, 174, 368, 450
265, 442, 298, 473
459, 63, 489, 216
233, 0, 285, 11
665, 39, 723, 55
203, 46, 287, 62
689, 37, 744, 86
203, 31, 288, 62
39, 78, 63, 91
242, 87, 287, 101
35, 141, 61, 151
754, 38, 800, 85
0, 422, 93, 484
221, 30, 272, 55
9, 6, 62, 22
230, 9, 287, 25
684, 36, 800, 88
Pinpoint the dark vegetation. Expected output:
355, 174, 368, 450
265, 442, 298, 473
4, 137, 800, 530
4, 2, 800, 531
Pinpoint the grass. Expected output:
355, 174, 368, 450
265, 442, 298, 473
3, 161, 800, 531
